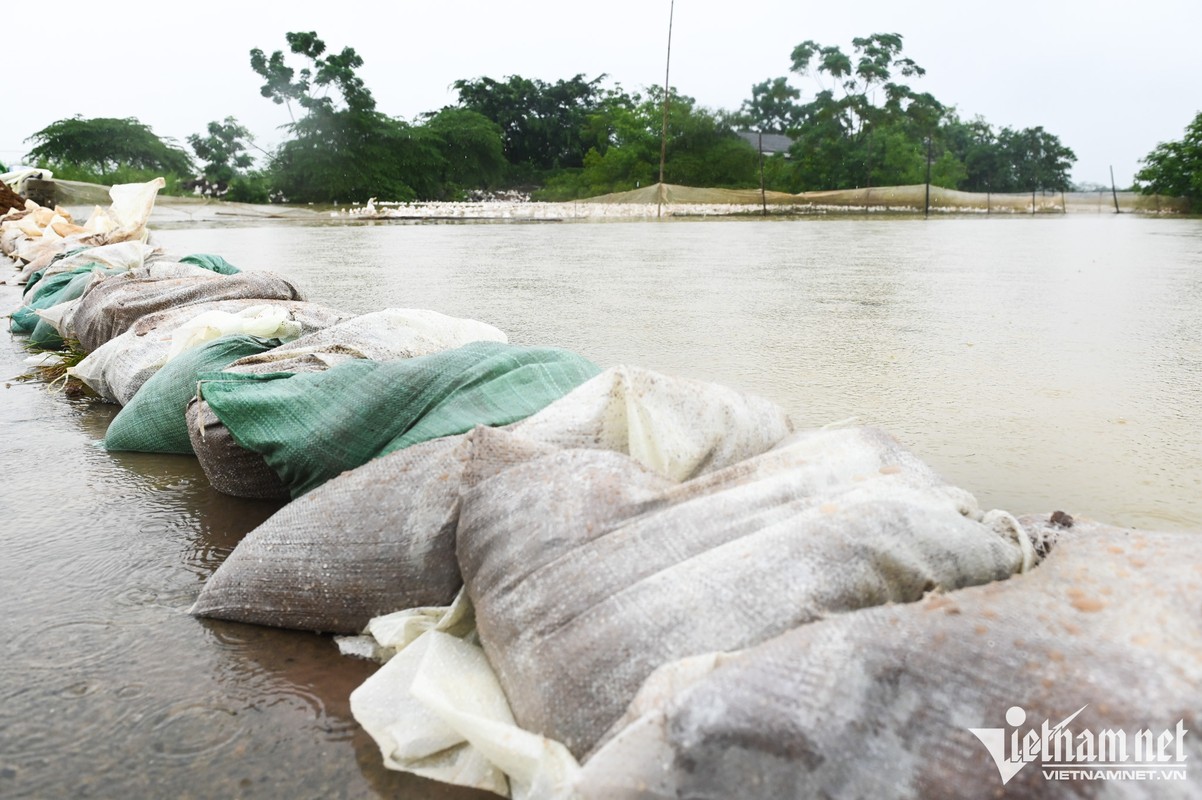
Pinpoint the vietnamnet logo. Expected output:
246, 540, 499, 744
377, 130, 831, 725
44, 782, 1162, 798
969, 705, 1189, 784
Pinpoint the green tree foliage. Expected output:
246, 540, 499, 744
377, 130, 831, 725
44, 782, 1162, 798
768, 33, 1077, 194
940, 117, 1076, 192
252, 31, 444, 202
188, 117, 255, 185
24, 116, 193, 177
422, 108, 507, 192
452, 74, 609, 174
1135, 111, 1202, 211
739, 77, 803, 134
539, 87, 758, 199
785, 33, 949, 189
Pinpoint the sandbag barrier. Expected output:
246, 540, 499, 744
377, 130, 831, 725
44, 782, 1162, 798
5, 182, 1201, 800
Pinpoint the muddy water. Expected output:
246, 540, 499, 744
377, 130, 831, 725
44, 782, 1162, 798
2, 214, 1200, 798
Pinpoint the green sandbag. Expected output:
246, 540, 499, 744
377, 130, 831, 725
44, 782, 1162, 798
11, 267, 106, 335
22, 247, 90, 296
105, 335, 281, 454
180, 254, 241, 275
198, 340, 600, 498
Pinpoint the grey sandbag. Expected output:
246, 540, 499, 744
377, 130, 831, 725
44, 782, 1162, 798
186, 397, 290, 499
71, 266, 304, 352
104, 335, 280, 454
581, 518, 1202, 800
457, 426, 1036, 759
190, 435, 475, 626
190, 366, 795, 633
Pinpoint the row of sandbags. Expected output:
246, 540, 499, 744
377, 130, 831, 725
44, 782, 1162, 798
1, 178, 166, 270
4, 183, 604, 507
7, 183, 1201, 800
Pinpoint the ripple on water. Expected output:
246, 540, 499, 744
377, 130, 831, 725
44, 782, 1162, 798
135, 701, 245, 759
8, 617, 133, 672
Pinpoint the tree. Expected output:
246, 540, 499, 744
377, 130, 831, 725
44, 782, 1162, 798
252, 31, 444, 202
188, 117, 255, 185
997, 126, 1076, 192
739, 77, 802, 134
452, 74, 608, 174
1135, 111, 1202, 211
25, 116, 193, 177
421, 108, 507, 191
786, 33, 946, 189
538, 87, 758, 199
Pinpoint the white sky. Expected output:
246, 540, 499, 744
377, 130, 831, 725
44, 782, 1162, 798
3, 0, 1198, 187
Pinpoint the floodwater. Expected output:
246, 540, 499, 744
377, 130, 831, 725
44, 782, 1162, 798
2, 214, 1200, 798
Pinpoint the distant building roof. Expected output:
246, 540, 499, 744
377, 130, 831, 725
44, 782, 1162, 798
736, 131, 794, 155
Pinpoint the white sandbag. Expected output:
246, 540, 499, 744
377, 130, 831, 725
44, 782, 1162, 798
372, 631, 582, 800
580, 517, 1202, 800
348, 593, 581, 800
69, 300, 349, 404
456, 426, 1037, 758
223, 308, 508, 375
106, 178, 164, 234
13, 240, 159, 285
191, 366, 794, 633
167, 304, 303, 360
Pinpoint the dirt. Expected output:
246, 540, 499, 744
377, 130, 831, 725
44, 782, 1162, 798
0, 181, 26, 213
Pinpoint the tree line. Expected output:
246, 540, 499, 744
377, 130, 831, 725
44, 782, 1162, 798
8, 31, 1197, 210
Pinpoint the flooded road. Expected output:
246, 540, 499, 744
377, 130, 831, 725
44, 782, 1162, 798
2, 214, 1200, 798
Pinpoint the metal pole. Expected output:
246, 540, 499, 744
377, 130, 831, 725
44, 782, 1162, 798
759, 131, 767, 216
658, 0, 675, 220
924, 137, 932, 218
1110, 166, 1120, 214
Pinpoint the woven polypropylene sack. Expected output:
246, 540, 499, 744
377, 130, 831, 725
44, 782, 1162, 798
179, 253, 241, 275
104, 335, 281, 454
186, 397, 291, 499
223, 308, 508, 376
69, 299, 349, 404
579, 518, 1202, 800
190, 435, 472, 628
9, 267, 98, 334
190, 366, 794, 633
72, 267, 304, 352
194, 341, 600, 499
457, 427, 1033, 759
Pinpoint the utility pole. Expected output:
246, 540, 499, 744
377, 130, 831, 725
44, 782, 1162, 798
658, 0, 675, 220
759, 131, 767, 216
924, 136, 932, 218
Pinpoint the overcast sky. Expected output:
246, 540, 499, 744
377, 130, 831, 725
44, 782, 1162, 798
4, 0, 1199, 187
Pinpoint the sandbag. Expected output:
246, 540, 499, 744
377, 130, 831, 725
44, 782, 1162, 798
190, 366, 794, 633
104, 335, 280, 455
186, 397, 291, 499
17, 241, 158, 289
9, 267, 101, 334
68, 299, 348, 405
223, 308, 508, 376
457, 426, 1036, 758
192, 341, 600, 499
179, 253, 240, 275
71, 267, 305, 352
581, 518, 1202, 800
